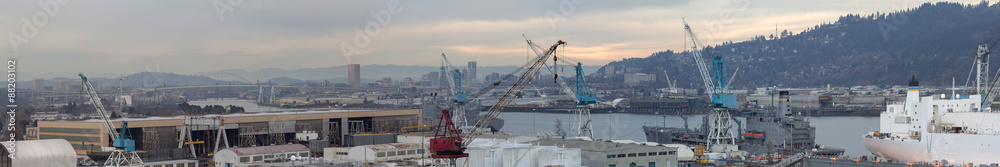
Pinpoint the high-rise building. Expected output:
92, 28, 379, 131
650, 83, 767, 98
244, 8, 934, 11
428, 71, 440, 87
484, 73, 501, 83
347, 64, 361, 85
467, 61, 477, 82
54, 80, 69, 92
32, 78, 44, 91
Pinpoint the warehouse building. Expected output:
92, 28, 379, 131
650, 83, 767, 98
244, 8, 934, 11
213, 144, 310, 167
36, 108, 420, 158
324, 143, 424, 162
533, 138, 679, 167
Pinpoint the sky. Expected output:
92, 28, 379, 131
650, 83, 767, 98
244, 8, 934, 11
0, 0, 989, 78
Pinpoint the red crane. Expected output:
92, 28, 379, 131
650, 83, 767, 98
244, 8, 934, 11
429, 109, 468, 159
429, 36, 567, 165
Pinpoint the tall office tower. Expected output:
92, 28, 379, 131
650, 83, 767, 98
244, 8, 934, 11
348, 64, 361, 85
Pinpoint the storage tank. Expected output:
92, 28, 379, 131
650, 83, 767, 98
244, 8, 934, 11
502, 146, 542, 167
465, 147, 488, 167
536, 147, 582, 167
465, 146, 504, 167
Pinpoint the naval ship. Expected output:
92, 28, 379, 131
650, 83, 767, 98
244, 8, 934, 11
644, 91, 842, 155
862, 76, 1000, 164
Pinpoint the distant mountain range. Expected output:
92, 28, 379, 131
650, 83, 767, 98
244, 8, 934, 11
29, 72, 241, 89
594, 2, 1000, 88
194, 64, 601, 83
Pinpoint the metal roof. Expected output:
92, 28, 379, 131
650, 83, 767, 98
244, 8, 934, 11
0, 139, 76, 167
75, 109, 375, 122
533, 138, 671, 152
228, 144, 308, 156
361, 143, 422, 151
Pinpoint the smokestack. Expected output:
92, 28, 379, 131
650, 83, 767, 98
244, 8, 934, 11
779, 91, 791, 117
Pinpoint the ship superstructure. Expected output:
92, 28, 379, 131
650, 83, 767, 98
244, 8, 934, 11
862, 76, 1000, 164
742, 91, 818, 154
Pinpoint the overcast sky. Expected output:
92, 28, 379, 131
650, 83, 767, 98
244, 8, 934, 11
0, 0, 987, 78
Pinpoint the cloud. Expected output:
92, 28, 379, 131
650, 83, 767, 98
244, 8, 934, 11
0, 0, 988, 76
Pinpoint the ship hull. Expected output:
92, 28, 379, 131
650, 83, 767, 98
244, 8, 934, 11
862, 133, 1000, 164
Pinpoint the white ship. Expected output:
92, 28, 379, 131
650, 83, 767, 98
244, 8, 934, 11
862, 76, 1000, 164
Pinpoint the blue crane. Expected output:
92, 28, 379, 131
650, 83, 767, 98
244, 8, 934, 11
574, 62, 596, 105
80, 73, 143, 166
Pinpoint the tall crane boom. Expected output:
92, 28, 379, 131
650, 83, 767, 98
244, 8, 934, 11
679, 19, 737, 149
80, 73, 143, 166
541, 59, 577, 102
440, 52, 468, 127
80, 74, 120, 141
683, 18, 716, 95
441, 52, 467, 103
463, 37, 566, 145
538, 45, 597, 138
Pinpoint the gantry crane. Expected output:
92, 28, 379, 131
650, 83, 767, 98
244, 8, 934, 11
570, 62, 597, 138
430, 36, 567, 165
80, 74, 143, 167
539, 51, 596, 139
440, 52, 469, 127
974, 26, 1000, 109
682, 18, 737, 148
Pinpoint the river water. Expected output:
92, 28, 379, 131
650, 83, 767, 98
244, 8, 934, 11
187, 99, 880, 156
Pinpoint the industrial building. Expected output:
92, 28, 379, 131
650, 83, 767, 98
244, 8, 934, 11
533, 138, 680, 167
35, 108, 420, 159
461, 139, 583, 167
213, 144, 309, 167
624, 73, 656, 86
323, 143, 424, 162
